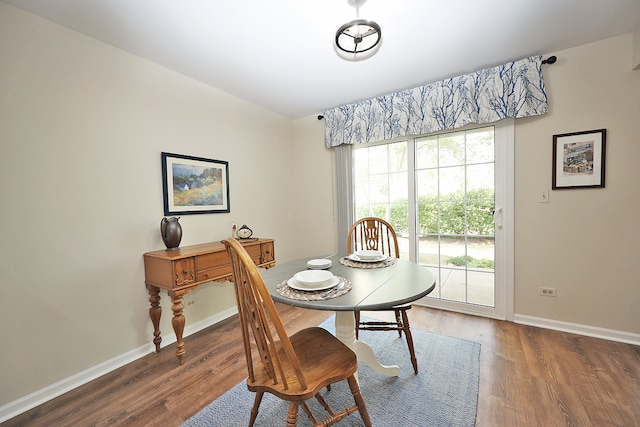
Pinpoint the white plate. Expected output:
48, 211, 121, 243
294, 270, 334, 286
348, 253, 388, 263
307, 259, 332, 269
355, 249, 382, 260
288, 276, 339, 291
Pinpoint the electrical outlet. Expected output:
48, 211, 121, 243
183, 289, 198, 305
539, 287, 556, 297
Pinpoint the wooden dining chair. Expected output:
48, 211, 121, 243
224, 238, 373, 427
348, 217, 419, 374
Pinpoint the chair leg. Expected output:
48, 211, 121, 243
400, 309, 418, 374
315, 392, 335, 416
347, 375, 373, 427
249, 391, 264, 427
286, 401, 299, 427
354, 311, 361, 339
301, 401, 318, 424
394, 309, 403, 337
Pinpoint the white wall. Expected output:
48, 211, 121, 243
0, 3, 302, 408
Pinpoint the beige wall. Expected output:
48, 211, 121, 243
0, 3, 303, 407
2, 0, 639, 416
291, 116, 338, 257
293, 33, 640, 338
514, 34, 640, 333
633, 27, 640, 69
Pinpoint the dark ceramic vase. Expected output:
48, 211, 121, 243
161, 217, 182, 250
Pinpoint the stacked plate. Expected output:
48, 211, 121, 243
355, 250, 382, 259
348, 249, 387, 263
306, 258, 332, 269
288, 270, 338, 291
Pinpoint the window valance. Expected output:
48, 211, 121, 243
323, 55, 548, 148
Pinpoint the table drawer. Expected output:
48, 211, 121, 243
245, 244, 261, 259
197, 251, 229, 270
196, 244, 261, 267
173, 257, 195, 287
197, 265, 232, 282
261, 241, 275, 263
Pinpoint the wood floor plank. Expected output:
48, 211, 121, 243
3, 305, 639, 427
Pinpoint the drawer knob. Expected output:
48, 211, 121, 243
183, 269, 188, 274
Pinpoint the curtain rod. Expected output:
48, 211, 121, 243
317, 55, 557, 120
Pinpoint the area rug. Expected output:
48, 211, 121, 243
181, 316, 480, 426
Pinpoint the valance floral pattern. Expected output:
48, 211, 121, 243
323, 55, 548, 147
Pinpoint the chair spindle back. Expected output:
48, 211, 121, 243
224, 238, 307, 390
348, 217, 400, 259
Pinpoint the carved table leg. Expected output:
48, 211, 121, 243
171, 293, 186, 365
147, 285, 162, 353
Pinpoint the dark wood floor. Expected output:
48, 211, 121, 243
4, 304, 640, 427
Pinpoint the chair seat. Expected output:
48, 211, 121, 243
248, 327, 358, 401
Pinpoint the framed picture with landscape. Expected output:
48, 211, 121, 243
161, 152, 230, 215
552, 129, 606, 189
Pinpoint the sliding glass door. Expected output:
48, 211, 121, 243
353, 121, 513, 319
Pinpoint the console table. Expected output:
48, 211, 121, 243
143, 238, 275, 364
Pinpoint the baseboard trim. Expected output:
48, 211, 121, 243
0, 307, 238, 423
513, 314, 640, 346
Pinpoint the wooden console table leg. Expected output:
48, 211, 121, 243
147, 285, 162, 353
171, 293, 186, 365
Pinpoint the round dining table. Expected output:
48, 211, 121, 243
261, 254, 436, 376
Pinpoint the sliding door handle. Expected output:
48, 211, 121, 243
493, 208, 503, 229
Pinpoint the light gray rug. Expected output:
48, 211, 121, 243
181, 316, 480, 426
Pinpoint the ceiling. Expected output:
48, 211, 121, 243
4, 0, 640, 119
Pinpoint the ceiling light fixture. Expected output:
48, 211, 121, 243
335, 0, 382, 61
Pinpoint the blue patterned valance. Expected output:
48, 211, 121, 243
323, 55, 548, 147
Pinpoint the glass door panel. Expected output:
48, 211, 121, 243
415, 127, 496, 308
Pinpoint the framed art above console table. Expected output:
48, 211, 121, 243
143, 238, 275, 364
161, 152, 230, 215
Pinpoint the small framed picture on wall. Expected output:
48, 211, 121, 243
552, 129, 606, 189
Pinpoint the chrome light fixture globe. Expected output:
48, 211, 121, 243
335, 0, 382, 61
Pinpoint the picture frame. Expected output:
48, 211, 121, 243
161, 152, 230, 215
552, 129, 606, 189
